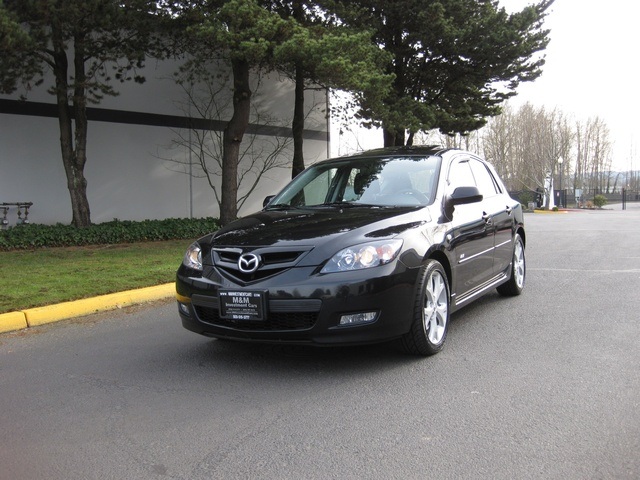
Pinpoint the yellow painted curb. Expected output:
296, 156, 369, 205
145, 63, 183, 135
0, 283, 176, 331
0, 311, 28, 333
533, 209, 568, 214
24, 283, 176, 327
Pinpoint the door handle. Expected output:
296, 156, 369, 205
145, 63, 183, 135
505, 206, 513, 215
482, 212, 492, 225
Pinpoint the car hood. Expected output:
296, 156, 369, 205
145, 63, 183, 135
211, 206, 428, 250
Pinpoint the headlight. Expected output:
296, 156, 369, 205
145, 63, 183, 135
321, 239, 403, 273
183, 242, 202, 271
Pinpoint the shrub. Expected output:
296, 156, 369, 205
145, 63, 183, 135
593, 194, 607, 208
0, 217, 219, 250
519, 191, 533, 206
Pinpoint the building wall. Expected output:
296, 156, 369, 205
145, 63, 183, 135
0, 60, 329, 225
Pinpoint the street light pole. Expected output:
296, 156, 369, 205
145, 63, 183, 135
558, 156, 564, 208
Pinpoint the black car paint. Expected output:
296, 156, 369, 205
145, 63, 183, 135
211, 206, 423, 250
176, 147, 524, 348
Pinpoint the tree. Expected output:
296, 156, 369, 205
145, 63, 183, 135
336, 0, 553, 146
0, 2, 37, 93
177, 0, 294, 225
483, 102, 573, 207
482, 103, 517, 188
163, 64, 294, 215
268, 1, 392, 177
575, 116, 612, 194
0, 0, 162, 227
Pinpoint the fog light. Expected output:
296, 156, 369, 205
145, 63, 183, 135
178, 302, 191, 316
339, 312, 378, 326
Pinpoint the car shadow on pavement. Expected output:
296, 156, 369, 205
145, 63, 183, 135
168, 298, 508, 380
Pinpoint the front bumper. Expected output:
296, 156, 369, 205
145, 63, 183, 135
176, 262, 419, 346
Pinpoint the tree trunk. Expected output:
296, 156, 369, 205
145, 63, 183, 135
52, 25, 91, 227
291, 63, 306, 179
290, 2, 306, 179
383, 126, 405, 147
382, 41, 407, 148
406, 131, 414, 146
220, 58, 251, 225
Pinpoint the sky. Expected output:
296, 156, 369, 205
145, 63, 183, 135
332, 0, 640, 171
501, 0, 640, 171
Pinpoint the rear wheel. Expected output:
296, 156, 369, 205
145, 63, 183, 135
401, 259, 450, 356
497, 233, 525, 296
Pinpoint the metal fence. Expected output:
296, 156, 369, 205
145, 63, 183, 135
509, 190, 640, 209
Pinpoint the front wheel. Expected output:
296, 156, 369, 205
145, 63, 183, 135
400, 259, 450, 356
497, 233, 525, 296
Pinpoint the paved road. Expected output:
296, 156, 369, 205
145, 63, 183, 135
1, 207, 639, 479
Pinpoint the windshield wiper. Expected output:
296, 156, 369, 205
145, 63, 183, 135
317, 201, 364, 208
264, 203, 299, 211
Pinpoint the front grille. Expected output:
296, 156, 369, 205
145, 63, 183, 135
212, 246, 313, 284
217, 265, 290, 283
217, 249, 303, 266
194, 305, 318, 331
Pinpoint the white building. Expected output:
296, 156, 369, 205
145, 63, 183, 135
0, 59, 329, 225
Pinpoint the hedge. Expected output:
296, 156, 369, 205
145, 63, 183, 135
0, 217, 220, 250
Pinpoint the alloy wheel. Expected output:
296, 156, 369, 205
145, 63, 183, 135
514, 239, 525, 289
424, 270, 448, 345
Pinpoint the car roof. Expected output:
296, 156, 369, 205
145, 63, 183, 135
324, 146, 458, 163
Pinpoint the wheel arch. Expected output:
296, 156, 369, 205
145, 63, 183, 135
516, 225, 526, 247
427, 249, 452, 291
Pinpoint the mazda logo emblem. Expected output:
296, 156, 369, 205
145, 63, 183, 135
238, 253, 261, 273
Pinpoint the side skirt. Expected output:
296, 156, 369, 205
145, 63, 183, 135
451, 272, 508, 311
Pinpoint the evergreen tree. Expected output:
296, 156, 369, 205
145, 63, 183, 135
179, 0, 294, 225
268, 1, 392, 177
336, 0, 553, 146
0, 0, 163, 227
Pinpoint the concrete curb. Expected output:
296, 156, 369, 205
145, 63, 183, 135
0, 283, 175, 334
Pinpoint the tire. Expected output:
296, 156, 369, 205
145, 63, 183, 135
497, 233, 525, 296
400, 259, 450, 356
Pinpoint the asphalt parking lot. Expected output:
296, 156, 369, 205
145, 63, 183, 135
1, 205, 639, 479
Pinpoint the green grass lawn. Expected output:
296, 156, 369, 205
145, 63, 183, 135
0, 240, 189, 314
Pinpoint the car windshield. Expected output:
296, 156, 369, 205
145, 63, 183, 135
267, 155, 441, 208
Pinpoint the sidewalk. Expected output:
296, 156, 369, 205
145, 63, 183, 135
0, 283, 175, 334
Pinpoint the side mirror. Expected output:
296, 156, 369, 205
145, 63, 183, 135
442, 186, 483, 221
263, 195, 275, 208
448, 186, 483, 206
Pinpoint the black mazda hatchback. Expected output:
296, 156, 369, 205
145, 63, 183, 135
176, 146, 525, 355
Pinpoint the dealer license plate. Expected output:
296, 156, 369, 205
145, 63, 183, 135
218, 289, 268, 321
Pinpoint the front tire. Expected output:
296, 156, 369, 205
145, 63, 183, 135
497, 233, 525, 296
401, 259, 450, 356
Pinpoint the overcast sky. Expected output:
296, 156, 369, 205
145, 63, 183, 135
333, 1, 639, 171
502, 0, 639, 170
